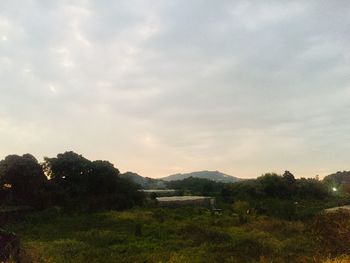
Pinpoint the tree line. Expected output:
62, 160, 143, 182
1, 150, 348, 217
0, 151, 143, 211
165, 171, 348, 220
165, 171, 332, 200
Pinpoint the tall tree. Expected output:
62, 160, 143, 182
43, 151, 143, 210
43, 151, 92, 183
283, 171, 296, 185
0, 154, 46, 204
87, 160, 120, 195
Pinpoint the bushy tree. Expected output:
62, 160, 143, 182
0, 154, 47, 206
282, 170, 296, 185
87, 160, 120, 195
296, 178, 328, 199
221, 171, 331, 219
257, 173, 290, 198
43, 151, 143, 210
43, 151, 92, 183
221, 180, 260, 203
323, 171, 350, 195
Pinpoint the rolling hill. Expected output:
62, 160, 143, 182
160, 170, 242, 183
120, 172, 166, 189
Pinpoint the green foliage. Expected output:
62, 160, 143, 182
166, 177, 225, 196
43, 151, 93, 183
221, 171, 332, 220
178, 223, 231, 244
282, 170, 296, 185
4, 207, 346, 263
296, 178, 328, 199
0, 154, 47, 207
0, 151, 143, 212
149, 192, 157, 200
221, 180, 259, 203
323, 171, 350, 196
233, 200, 250, 214
3, 153, 350, 262
43, 151, 143, 211
323, 171, 350, 185
232, 200, 250, 224
257, 199, 296, 220
258, 173, 289, 198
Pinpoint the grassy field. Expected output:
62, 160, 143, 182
4, 206, 350, 263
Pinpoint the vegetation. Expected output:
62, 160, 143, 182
166, 177, 225, 196
0, 154, 47, 208
163, 171, 342, 221
120, 172, 166, 189
1, 152, 350, 262
324, 171, 350, 195
3, 207, 350, 262
219, 172, 338, 220
0, 151, 143, 211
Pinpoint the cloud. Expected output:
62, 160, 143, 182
0, 0, 350, 178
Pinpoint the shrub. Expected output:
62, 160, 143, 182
257, 199, 296, 220
178, 224, 231, 244
307, 210, 350, 256
232, 200, 250, 224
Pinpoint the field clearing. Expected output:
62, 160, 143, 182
4, 207, 349, 263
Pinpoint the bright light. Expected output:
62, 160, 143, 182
332, 187, 337, 192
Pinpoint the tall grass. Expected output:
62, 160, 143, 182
3, 207, 349, 262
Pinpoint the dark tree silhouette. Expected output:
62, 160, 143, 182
282, 171, 296, 184
43, 151, 143, 210
43, 151, 92, 183
0, 154, 47, 205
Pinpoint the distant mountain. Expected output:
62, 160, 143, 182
161, 171, 242, 183
120, 172, 166, 189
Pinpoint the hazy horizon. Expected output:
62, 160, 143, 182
1, 1, 350, 179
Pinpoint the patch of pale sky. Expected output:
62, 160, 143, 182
0, 0, 350, 178
48, 84, 57, 93
229, 1, 306, 30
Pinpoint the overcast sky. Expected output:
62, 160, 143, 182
1, 1, 350, 178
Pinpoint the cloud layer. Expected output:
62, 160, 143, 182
1, 0, 350, 178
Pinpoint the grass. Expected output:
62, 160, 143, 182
3, 206, 349, 262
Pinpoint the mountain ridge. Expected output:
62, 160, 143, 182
160, 170, 242, 183
120, 172, 166, 189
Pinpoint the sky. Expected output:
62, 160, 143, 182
0, 0, 350, 179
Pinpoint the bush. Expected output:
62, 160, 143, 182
308, 210, 350, 256
178, 224, 231, 244
257, 199, 296, 220
232, 200, 250, 224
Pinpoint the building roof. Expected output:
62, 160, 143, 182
156, 196, 212, 202
139, 189, 177, 193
